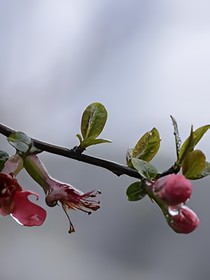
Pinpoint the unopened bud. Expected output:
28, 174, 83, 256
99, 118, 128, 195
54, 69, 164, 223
168, 205, 199, 234
153, 174, 192, 205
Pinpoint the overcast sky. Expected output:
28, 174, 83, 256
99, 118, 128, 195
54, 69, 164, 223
1, 0, 210, 156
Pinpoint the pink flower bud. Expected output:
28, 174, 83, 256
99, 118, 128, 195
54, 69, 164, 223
153, 174, 192, 205
168, 205, 199, 234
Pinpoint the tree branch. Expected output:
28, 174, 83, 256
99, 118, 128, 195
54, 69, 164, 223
0, 123, 142, 179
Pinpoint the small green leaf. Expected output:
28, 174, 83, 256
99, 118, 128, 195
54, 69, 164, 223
179, 125, 210, 164
191, 125, 210, 146
81, 102, 108, 140
201, 162, 210, 178
8, 131, 32, 153
126, 181, 147, 201
170, 116, 182, 159
126, 149, 133, 168
182, 150, 206, 179
178, 126, 194, 164
131, 158, 158, 180
81, 138, 111, 148
76, 134, 83, 145
0, 150, 9, 171
127, 128, 160, 165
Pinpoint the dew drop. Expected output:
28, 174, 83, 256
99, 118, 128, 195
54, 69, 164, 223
168, 206, 179, 216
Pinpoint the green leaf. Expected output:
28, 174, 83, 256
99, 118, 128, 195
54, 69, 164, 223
127, 128, 160, 164
7, 131, 32, 153
191, 125, 210, 146
179, 125, 210, 164
200, 162, 210, 178
126, 149, 132, 167
76, 134, 83, 145
131, 158, 158, 180
81, 102, 108, 140
126, 181, 147, 201
182, 150, 206, 179
170, 116, 182, 159
81, 138, 111, 148
178, 126, 194, 164
0, 150, 9, 171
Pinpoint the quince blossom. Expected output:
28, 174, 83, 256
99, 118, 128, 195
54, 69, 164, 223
0, 173, 46, 226
168, 205, 199, 234
153, 174, 192, 205
151, 174, 199, 234
45, 180, 100, 233
45, 181, 100, 213
24, 154, 100, 233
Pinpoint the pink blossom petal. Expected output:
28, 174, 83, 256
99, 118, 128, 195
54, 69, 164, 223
11, 191, 46, 226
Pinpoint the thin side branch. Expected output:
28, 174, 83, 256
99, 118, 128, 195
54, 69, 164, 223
0, 123, 142, 179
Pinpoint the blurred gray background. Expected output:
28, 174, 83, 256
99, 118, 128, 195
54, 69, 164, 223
1, 1, 210, 279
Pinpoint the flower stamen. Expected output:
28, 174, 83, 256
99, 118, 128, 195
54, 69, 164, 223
62, 204, 75, 234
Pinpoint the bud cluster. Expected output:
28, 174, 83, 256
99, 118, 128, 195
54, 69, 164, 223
152, 174, 199, 234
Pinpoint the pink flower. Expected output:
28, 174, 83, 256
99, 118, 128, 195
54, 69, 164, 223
168, 205, 199, 234
24, 154, 100, 233
0, 173, 46, 226
45, 180, 100, 232
46, 184, 100, 212
153, 174, 192, 205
